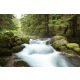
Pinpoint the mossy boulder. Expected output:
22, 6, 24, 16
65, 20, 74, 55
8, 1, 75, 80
0, 58, 8, 66
12, 45, 25, 53
62, 50, 75, 56
51, 35, 66, 41
59, 46, 68, 51
66, 43, 79, 49
20, 36, 30, 44
74, 48, 80, 53
52, 39, 68, 49
0, 48, 12, 56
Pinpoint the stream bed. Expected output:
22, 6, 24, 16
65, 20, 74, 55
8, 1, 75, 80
15, 38, 74, 67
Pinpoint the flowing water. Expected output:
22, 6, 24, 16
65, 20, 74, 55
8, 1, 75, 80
15, 38, 74, 67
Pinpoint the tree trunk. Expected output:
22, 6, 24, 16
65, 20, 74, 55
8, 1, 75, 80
69, 14, 78, 37
44, 14, 50, 37
63, 26, 68, 34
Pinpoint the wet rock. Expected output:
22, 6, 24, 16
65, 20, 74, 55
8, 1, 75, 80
14, 60, 30, 67
0, 56, 11, 66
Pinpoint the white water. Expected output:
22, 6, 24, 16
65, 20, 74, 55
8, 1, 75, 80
16, 38, 74, 67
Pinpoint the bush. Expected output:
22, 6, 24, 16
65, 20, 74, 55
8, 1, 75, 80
4, 31, 14, 37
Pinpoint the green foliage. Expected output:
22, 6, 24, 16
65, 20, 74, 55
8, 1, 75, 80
21, 14, 80, 37
0, 14, 17, 30
21, 14, 50, 37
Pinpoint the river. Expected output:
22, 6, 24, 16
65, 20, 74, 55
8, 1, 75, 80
15, 38, 74, 67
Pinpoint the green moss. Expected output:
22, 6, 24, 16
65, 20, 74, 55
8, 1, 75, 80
74, 48, 80, 52
52, 39, 68, 49
59, 46, 67, 51
12, 45, 25, 53
66, 43, 79, 49
52, 35, 66, 41
63, 50, 75, 57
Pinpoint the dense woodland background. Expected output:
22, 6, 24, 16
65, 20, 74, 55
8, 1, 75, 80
0, 14, 80, 67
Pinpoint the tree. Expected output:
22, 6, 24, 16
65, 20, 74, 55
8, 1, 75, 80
21, 14, 50, 37
44, 14, 50, 37
0, 14, 16, 31
69, 14, 78, 37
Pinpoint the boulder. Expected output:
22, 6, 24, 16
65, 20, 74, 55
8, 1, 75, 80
12, 45, 25, 53
0, 56, 11, 66
52, 39, 68, 49
0, 48, 12, 56
74, 48, 80, 53
66, 43, 79, 49
14, 60, 30, 67
51, 35, 66, 41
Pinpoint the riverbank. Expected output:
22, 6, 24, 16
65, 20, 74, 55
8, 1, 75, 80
51, 35, 80, 66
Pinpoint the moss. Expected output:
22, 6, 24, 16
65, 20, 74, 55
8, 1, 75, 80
20, 36, 30, 44
74, 48, 80, 52
51, 35, 66, 41
0, 58, 8, 66
62, 50, 76, 57
52, 39, 68, 49
66, 43, 79, 49
12, 45, 25, 53
59, 46, 68, 51
0, 48, 12, 56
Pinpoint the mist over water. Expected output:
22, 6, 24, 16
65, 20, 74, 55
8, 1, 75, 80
16, 38, 74, 67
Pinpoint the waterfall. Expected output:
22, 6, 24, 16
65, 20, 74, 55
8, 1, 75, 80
15, 38, 74, 67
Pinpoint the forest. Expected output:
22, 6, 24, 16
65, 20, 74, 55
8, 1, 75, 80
0, 14, 80, 67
